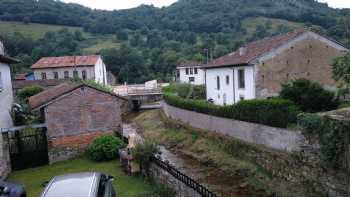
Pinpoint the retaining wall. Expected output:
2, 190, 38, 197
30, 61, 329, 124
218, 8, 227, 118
0, 133, 11, 179
162, 102, 306, 152
149, 163, 202, 197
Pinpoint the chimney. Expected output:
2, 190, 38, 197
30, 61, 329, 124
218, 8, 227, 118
239, 47, 247, 56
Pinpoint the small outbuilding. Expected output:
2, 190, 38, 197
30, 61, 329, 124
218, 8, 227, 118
29, 82, 127, 163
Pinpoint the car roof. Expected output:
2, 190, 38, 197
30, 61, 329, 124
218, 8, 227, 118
41, 172, 101, 197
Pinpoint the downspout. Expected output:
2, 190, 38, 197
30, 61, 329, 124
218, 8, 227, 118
233, 68, 236, 104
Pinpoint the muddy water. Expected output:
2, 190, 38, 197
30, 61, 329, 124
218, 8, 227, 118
123, 124, 269, 197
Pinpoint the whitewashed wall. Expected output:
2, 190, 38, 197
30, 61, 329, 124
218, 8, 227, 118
205, 65, 255, 105
178, 67, 205, 85
0, 62, 13, 159
33, 57, 108, 85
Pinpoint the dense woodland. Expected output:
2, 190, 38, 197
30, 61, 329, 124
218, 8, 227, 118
1, 0, 350, 83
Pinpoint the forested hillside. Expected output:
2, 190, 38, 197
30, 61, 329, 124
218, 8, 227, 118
1, 0, 349, 83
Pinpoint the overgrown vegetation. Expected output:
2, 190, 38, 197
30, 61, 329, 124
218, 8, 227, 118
164, 93, 299, 128
280, 79, 339, 112
71, 78, 113, 93
87, 135, 125, 162
2, 0, 350, 83
17, 85, 44, 102
163, 83, 206, 99
298, 113, 350, 169
132, 140, 159, 176
132, 110, 271, 196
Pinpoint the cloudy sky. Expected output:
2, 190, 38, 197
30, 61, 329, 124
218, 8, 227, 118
61, 0, 350, 10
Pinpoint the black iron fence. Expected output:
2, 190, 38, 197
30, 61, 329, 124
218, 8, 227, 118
151, 156, 218, 197
115, 131, 218, 197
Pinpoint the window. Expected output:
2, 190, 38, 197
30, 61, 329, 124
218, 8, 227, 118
185, 68, 189, 75
194, 68, 198, 74
64, 71, 69, 79
73, 70, 78, 78
41, 72, 46, 80
190, 68, 193, 75
189, 77, 195, 82
82, 70, 87, 80
226, 75, 230, 85
53, 72, 59, 79
216, 76, 220, 90
238, 69, 245, 89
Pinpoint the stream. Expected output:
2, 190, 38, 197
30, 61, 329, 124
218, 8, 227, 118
122, 124, 268, 197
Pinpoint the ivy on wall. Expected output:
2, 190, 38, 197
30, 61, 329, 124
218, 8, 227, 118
298, 113, 350, 170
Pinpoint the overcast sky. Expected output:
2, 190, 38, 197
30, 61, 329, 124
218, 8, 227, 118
61, 0, 350, 10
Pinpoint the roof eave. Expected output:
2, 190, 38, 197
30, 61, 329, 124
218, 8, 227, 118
203, 63, 249, 69
0, 55, 20, 64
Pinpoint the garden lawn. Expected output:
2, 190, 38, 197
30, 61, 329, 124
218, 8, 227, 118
7, 158, 155, 197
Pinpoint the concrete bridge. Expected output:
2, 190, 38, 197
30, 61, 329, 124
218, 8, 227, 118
113, 81, 166, 110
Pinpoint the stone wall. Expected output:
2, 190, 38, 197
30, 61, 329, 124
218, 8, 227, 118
162, 102, 306, 152
149, 163, 202, 197
255, 32, 345, 98
162, 103, 350, 197
0, 133, 11, 179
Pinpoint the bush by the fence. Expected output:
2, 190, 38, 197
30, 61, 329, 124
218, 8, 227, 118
163, 83, 206, 99
164, 93, 298, 128
87, 135, 125, 161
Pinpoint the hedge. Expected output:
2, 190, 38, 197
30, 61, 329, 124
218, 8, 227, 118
163, 93, 299, 128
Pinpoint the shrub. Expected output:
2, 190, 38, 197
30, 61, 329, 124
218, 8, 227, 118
18, 85, 44, 101
132, 140, 159, 176
163, 83, 206, 99
280, 79, 339, 112
87, 135, 125, 161
164, 93, 299, 128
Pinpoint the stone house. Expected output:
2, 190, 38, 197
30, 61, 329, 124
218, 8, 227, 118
176, 60, 205, 85
31, 55, 108, 85
204, 29, 349, 105
0, 40, 18, 179
28, 83, 127, 163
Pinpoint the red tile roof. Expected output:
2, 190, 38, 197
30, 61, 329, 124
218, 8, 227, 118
205, 29, 307, 68
28, 82, 127, 110
28, 83, 80, 109
31, 55, 100, 69
15, 74, 26, 80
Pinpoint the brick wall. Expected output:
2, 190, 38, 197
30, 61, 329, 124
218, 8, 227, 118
48, 131, 113, 163
45, 86, 122, 163
255, 34, 345, 98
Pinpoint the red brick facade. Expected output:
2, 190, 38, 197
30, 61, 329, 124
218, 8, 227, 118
48, 131, 113, 163
38, 85, 124, 163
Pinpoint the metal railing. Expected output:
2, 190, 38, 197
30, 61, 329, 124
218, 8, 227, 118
151, 156, 218, 197
115, 132, 218, 197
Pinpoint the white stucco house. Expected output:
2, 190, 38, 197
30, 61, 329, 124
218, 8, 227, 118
31, 55, 108, 85
0, 40, 18, 176
176, 60, 205, 85
203, 29, 348, 105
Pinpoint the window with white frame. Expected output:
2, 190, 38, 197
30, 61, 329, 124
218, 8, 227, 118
238, 69, 245, 89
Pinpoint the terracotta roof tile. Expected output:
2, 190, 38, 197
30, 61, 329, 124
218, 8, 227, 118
31, 55, 100, 69
28, 83, 80, 109
205, 29, 307, 68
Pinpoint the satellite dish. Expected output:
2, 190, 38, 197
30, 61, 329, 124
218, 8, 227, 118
0, 41, 4, 55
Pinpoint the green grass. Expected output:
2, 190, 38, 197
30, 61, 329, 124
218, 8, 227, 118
7, 158, 155, 197
0, 21, 85, 40
0, 21, 122, 53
